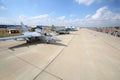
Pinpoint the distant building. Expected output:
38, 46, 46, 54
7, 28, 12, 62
7, 29, 20, 34
0, 24, 22, 34
36, 25, 52, 33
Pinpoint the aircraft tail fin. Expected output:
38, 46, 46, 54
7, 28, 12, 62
20, 22, 29, 33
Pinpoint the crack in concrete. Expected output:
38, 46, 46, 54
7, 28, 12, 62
89, 31, 120, 51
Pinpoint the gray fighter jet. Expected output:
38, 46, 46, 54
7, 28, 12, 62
0, 22, 61, 43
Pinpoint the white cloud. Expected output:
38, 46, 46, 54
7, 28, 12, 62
29, 14, 49, 20
75, 0, 95, 6
0, 6, 7, 10
0, 7, 120, 27
57, 16, 66, 20
16, 14, 51, 25
90, 6, 120, 20
18, 15, 27, 20
91, 6, 107, 19
75, 0, 114, 6
84, 6, 120, 27
0, 14, 51, 26
85, 14, 91, 19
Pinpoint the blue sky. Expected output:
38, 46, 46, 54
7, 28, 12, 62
0, 0, 120, 27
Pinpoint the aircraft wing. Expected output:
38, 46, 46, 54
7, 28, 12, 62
0, 35, 32, 41
44, 35, 61, 42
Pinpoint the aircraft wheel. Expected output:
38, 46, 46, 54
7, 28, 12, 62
26, 40, 31, 43
51, 39, 56, 43
46, 40, 50, 44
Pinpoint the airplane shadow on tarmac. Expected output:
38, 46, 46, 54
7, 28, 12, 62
8, 41, 67, 51
50, 42, 67, 47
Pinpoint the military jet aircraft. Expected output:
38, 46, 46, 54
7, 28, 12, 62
55, 29, 70, 34
0, 22, 61, 43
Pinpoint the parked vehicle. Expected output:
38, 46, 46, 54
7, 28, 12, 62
56, 29, 70, 34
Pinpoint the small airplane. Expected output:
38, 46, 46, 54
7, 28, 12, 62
0, 22, 61, 44
55, 29, 70, 34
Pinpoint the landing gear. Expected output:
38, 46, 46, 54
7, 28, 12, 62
26, 40, 31, 43
26, 37, 40, 43
46, 40, 50, 44
46, 39, 56, 44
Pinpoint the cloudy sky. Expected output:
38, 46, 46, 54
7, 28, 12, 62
0, 0, 120, 27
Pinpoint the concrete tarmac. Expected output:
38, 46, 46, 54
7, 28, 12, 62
0, 28, 120, 80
